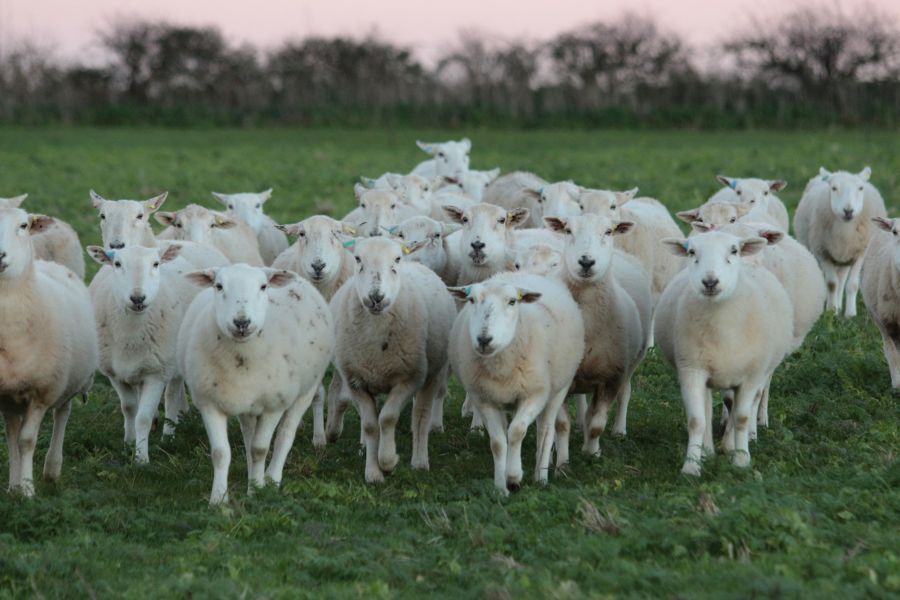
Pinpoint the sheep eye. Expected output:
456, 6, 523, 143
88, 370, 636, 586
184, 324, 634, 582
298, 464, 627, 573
136, 214, 143, 220
610, 204, 617, 210
832, 186, 838, 192
578, 204, 584, 210
152, 261, 160, 268
100, 214, 106, 220
687, 249, 695, 257
394, 256, 401, 263
564, 228, 572, 235
467, 297, 474, 304
260, 284, 267, 291
764, 191, 769, 196
730, 217, 736, 223
537, 196, 544, 203
175, 223, 182, 228
355, 256, 361, 263
114, 261, 122, 268
514, 262, 521, 270
361, 203, 367, 209
498, 217, 506, 224
462, 217, 469, 224
228, 204, 234, 210
508, 299, 516, 306
298, 231, 306, 237
215, 283, 223, 291
605, 229, 612, 235
438, 152, 445, 158
859, 186, 864, 191
398, 232, 405, 239
423, 186, 430, 192
255, 204, 261, 209
19, 222, 27, 230
736, 190, 742, 195
731, 247, 738, 255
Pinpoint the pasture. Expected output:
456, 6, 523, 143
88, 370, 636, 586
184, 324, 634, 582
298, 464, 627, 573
0, 127, 898, 598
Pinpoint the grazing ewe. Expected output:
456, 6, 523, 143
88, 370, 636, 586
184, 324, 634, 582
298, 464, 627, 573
156, 204, 265, 266
0, 195, 85, 278
411, 139, 471, 178
178, 265, 333, 504
708, 176, 790, 231
211, 189, 289, 265
343, 185, 418, 237
861, 217, 900, 390
655, 232, 793, 475
795, 167, 886, 317
330, 238, 455, 483
0, 207, 98, 496
449, 272, 585, 494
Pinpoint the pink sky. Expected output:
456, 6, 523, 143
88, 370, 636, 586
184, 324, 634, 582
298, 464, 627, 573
1, 0, 897, 63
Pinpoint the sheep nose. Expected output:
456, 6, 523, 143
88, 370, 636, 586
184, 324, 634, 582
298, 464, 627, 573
369, 290, 385, 304
109, 241, 125, 250
0, 251, 6, 260
470, 240, 485, 251
311, 260, 325, 274
129, 294, 146, 306
702, 277, 719, 291
843, 208, 854, 218
233, 317, 251, 331
369, 230, 382, 237
578, 256, 595, 269
477, 334, 493, 350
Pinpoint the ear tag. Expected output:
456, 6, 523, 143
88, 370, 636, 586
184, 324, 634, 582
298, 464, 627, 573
214, 216, 225, 226
386, 225, 398, 234
342, 224, 357, 235
821, 175, 829, 181
517, 292, 523, 301
728, 179, 737, 190
537, 187, 544, 194
105, 250, 116, 260
342, 239, 356, 248
681, 241, 690, 252
506, 212, 513, 222
402, 245, 412, 255
464, 286, 472, 297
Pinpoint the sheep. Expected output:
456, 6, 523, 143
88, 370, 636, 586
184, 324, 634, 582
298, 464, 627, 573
794, 167, 886, 317
361, 173, 436, 216
0, 195, 85, 279
210, 189, 289, 265
654, 232, 794, 475
542, 215, 653, 463
708, 176, 790, 231
178, 264, 333, 504
514, 242, 564, 277
87, 243, 213, 463
451, 168, 501, 201
0, 207, 99, 496
343, 185, 418, 237
394, 216, 460, 285
861, 217, 900, 390
411, 138, 471, 178
329, 237, 456, 483
155, 204, 265, 266
676, 201, 761, 230
448, 272, 585, 494
482, 171, 547, 227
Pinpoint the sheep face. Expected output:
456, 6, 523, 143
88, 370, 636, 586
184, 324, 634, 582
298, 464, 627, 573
351, 238, 409, 315
91, 191, 167, 251
0, 207, 44, 279
354, 187, 406, 237
384, 174, 433, 214
186, 264, 296, 342
526, 182, 582, 221
873, 218, 900, 271
457, 168, 500, 201
820, 168, 871, 222
717, 177, 787, 210
515, 243, 563, 277
452, 283, 541, 356
155, 205, 238, 245
395, 216, 446, 274
663, 232, 767, 301
443, 203, 529, 269
87, 245, 181, 313
280, 216, 351, 285
577, 188, 638, 217
544, 214, 633, 281
677, 202, 751, 229
416, 139, 471, 177
212, 189, 272, 234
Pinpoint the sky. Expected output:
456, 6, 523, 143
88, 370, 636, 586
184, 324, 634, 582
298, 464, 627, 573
0, 0, 897, 63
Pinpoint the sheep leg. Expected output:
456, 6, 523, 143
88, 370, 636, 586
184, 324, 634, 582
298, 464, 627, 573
3, 411, 22, 491
821, 262, 841, 313
42, 399, 72, 482
554, 403, 571, 469
110, 379, 138, 444
134, 378, 167, 464
720, 390, 734, 427
835, 265, 851, 314
378, 380, 417, 474
575, 394, 588, 433
163, 377, 187, 436
535, 388, 568, 484
583, 385, 615, 456
679, 368, 708, 477
325, 372, 349, 443
311, 383, 326, 448
611, 378, 633, 437
15, 403, 48, 497
199, 406, 231, 505
247, 411, 282, 492
731, 382, 761, 468
351, 389, 384, 484
462, 393, 485, 430
844, 259, 863, 318
506, 392, 547, 490
478, 402, 509, 495
879, 328, 900, 388
702, 387, 714, 458
238, 414, 257, 480
411, 375, 440, 471
267, 384, 320, 485
429, 366, 449, 434
756, 372, 774, 431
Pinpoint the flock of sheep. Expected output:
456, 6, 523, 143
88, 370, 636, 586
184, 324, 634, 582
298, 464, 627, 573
0, 138, 892, 504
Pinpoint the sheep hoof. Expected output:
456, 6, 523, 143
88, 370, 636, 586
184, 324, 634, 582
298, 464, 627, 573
681, 461, 702, 477
611, 428, 627, 438
365, 467, 385, 484
378, 453, 399, 474
506, 480, 521, 493
430, 424, 444, 434
312, 434, 327, 449
732, 452, 751, 468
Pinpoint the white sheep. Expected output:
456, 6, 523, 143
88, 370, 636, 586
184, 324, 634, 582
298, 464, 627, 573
794, 167, 886, 317
329, 237, 456, 483
542, 214, 653, 463
394, 216, 460, 285
0, 195, 85, 279
343, 185, 418, 237
450, 168, 501, 201
0, 207, 99, 496
178, 264, 333, 504
441, 203, 532, 285
361, 173, 437, 216
210, 189, 289, 265
482, 171, 547, 227
155, 204, 265, 266
655, 232, 794, 475
677, 201, 761, 230
448, 272, 585, 494
411, 139, 471, 178
708, 176, 790, 231
861, 217, 900, 389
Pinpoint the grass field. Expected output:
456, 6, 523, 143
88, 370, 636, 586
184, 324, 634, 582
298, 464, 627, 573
0, 128, 898, 598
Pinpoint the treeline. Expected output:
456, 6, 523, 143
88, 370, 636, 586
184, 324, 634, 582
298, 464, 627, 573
1, 4, 898, 128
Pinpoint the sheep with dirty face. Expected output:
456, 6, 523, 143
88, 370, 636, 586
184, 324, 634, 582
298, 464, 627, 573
410, 138, 471, 178
794, 167, 886, 317
654, 232, 794, 476
156, 204, 265, 266
343, 185, 418, 238
329, 237, 456, 483
211, 189, 289, 265
708, 176, 790, 231
0, 207, 99, 496
449, 272, 585, 494
861, 217, 900, 390
177, 265, 333, 504
0, 195, 85, 279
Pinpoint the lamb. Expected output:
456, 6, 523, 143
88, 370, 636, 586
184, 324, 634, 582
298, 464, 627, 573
448, 272, 585, 494
0, 207, 99, 496
394, 216, 460, 285
542, 215, 653, 464
211, 189, 289, 265
654, 232, 794, 475
343, 185, 418, 237
155, 204, 265, 266
0, 195, 85, 279
861, 217, 900, 390
329, 237, 456, 483
411, 138, 471, 178
177, 264, 333, 504
87, 243, 213, 464
794, 167, 886, 317
708, 176, 790, 231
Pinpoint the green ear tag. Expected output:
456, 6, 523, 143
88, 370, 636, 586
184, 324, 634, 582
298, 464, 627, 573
342, 239, 356, 248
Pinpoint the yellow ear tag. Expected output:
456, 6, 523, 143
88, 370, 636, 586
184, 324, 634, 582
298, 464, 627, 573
343, 224, 357, 235
214, 216, 224, 226
507, 212, 513, 222
402, 245, 412, 255
517, 292, 523, 301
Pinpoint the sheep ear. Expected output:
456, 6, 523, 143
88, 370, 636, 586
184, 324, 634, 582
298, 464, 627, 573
819, 167, 831, 180
264, 268, 296, 288
211, 192, 229, 206
859, 166, 872, 181
212, 214, 237, 229
440, 222, 461, 236
29, 214, 54, 233
144, 192, 168, 213
416, 140, 437, 155
159, 243, 182, 263
617, 187, 639, 204
768, 180, 787, 193
185, 269, 218, 287
739, 237, 767, 256
447, 286, 471, 301
359, 176, 378, 189
90, 189, 106, 209
486, 168, 500, 182
734, 203, 752, 218
872, 217, 894, 232
691, 222, 713, 233
402, 240, 429, 256
441, 175, 460, 186
277, 222, 303, 236
442, 205, 466, 224
756, 230, 784, 246
612, 220, 634, 235
676, 209, 700, 224
258, 188, 273, 203
155, 211, 177, 227
507, 208, 530, 228
543, 216, 566, 232
524, 187, 542, 201
516, 288, 541, 304
717, 175, 736, 189
384, 173, 403, 189
460, 138, 471, 153
6, 193, 27, 207
662, 238, 691, 257
353, 183, 368, 200
86, 245, 112, 265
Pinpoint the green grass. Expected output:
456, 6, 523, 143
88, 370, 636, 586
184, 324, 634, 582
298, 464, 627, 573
0, 127, 898, 598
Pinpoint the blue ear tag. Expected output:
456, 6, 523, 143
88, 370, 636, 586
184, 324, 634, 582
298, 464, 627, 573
105, 250, 116, 260
342, 239, 356, 248
728, 179, 737, 190
821, 175, 829, 181
387, 225, 398, 234
681, 241, 690, 252
464, 286, 472, 297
